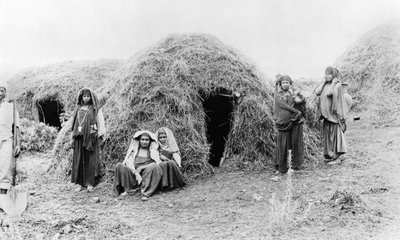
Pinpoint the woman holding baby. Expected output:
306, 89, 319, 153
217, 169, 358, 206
273, 75, 305, 174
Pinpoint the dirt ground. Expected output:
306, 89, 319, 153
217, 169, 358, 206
1, 119, 400, 240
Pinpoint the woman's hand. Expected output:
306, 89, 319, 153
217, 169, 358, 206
14, 145, 21, 157
291, 111, 302, 122
135, 172, 142, 185
160, 155, 169, 161
332, 78, 340, 85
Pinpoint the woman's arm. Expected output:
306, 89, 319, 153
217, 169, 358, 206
96, 108, 106, 137
325, 79, 339, 97
275, 95, 300, 114
314, 81, 326, 96
172, 152, 182, 167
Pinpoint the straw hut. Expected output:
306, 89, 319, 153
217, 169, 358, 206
51, 34, 321, 179
8, 59, 121, 129
335, 20, 400, 125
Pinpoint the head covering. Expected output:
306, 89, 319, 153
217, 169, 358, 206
276, 75, 293, 85
71, 88, 101, 150
0, 79, 8, 91
325, 66, 339, 78
76, 88, 100, 114
156, 127, 180, 153
133, 130, 157, 142
122, 130, 160, 166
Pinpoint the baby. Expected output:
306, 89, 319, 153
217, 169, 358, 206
292, 89, 306, 124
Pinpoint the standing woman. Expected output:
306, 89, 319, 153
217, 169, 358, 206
156, 127, 186, 189
71, 88, 106, 191
314, 67, 347, 161
273, 75, 305, 173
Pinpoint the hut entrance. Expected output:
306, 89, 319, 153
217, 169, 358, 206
36, 99, 64, 130
200, 88, 235, 167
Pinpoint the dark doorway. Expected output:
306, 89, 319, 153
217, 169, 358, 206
200, 88, 235, 167
36, 99, 65, 130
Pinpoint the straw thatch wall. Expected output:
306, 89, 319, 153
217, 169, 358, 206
8, 59, 122, 121
335, 20, 400, 125
50, 34, 321, 179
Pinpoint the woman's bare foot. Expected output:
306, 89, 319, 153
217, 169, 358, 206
87, 185, 94, 191
141, 196, 149, 201
120, 191, 128, 196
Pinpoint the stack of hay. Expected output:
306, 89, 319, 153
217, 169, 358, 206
335, 20, 400, 127
8, 59, 122, 120
50, 34, 321, 179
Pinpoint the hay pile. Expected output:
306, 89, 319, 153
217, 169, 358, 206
335, 20, 400, 126
8, 59, 122, 120
50, 34, 321, 179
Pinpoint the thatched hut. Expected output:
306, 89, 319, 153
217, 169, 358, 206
335, 20, 400, 125
51, 34, 321, 179
8, 59, 121, 129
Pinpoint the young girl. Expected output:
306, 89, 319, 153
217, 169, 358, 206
71, 88, 106, 191
156, 127, 186, 189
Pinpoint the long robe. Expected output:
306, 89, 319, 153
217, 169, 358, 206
273, 91, 304, 173
113, 155, 163, 197
317, 81, 347, 159
71, 106, 105, 187
0, 100, 19, 190
158, 149, 186, 189
155, 127, 186, 189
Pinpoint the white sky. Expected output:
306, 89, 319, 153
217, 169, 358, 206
0, 0, 399, 80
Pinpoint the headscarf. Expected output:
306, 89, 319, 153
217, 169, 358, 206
0, 81, 7, 102
325, 66, 339, 79
75, 88, 100, 115
71, 88, 101, 151
122, 130, 161, 169
155, 127, 180, 153
276, 75, 293, 86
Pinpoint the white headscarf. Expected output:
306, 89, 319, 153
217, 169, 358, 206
156, 127, 182, 167
156, 127, 180, 153
122, 130, 161, 170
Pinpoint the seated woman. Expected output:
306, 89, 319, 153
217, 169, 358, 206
156, 127, 186, 189
113, 130, 163, 201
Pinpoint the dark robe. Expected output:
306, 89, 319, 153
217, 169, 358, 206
71, 106, 101, 187
273, 90, 304, 173
317, 81, 348, 159
113, 155, 163, 197
158, 149, 186, 189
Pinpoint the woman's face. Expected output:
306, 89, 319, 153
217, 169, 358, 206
82, 93, 91, 105
0, 88, 6, 101
325, 73, 333, 82
281, 80, 291, 91
139, 135, 150, 148
158, 132, 167, 145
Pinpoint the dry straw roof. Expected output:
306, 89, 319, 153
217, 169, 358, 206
335, 20, 400, 126
8, 59, 122, 118
50, 34, 321, 179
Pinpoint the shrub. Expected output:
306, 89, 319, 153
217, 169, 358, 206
19, 118, 58, 152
